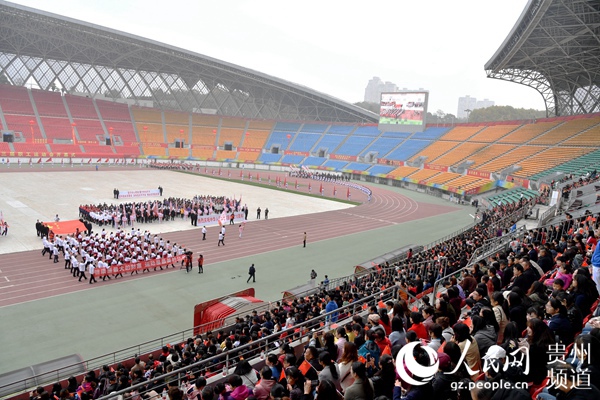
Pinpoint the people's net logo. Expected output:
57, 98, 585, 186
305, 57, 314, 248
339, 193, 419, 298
395, 340, 592, 391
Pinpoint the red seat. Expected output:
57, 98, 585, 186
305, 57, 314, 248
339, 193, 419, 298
529, 377, 549, 398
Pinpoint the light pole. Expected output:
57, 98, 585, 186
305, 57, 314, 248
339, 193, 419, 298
143, 126, 148, 144
71, 122, 77, 145
464, 109, 472, 122
29, 120, 34, 143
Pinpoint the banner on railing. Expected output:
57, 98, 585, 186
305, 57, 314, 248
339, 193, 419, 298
94, 255, 186, 277
197, 211, 245, 226
119, 189, 161, 198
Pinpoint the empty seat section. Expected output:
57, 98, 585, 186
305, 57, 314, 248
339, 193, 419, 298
409, 141, 460, 162
463, 144, 516, 169
353, 126, 380, 136
335, 136, 374, 156
313, 134, 346, 154
242, 130, 270, 149
258, 153, 282, 163
290, 133, 321, 152
264, 131, 290, 150
345, 162, 371, 171
247, 120, 275, 131
273, 122, 301, 132
142, 146, 167, 156
165, 125, 188, 144
445, 175, 486, 190
417, 127, 451, 140
0, 142, 11, 153
498, 121, 558, 143
31, 90, 68, 117
64, 95, 99, 119
168, 148, 190, 158
131, 107, 162, 123
479, 146, 544, 173
191, 148, 215, 159
385, 140, 431, 161
439, 126, 482, 141
215, 150, 237, 160
427, 172, 462, 185
0, 85, 34, 114
82, 144, 115, 155
469, 125, 519, 143
303, 156, 326, 167
361, 137, 403, 158
163, 110, 189, 125
12, 143, 50, 154
114, 144, 140, 156
40, 117, 76, 141
563, 124, 600, 146
322, 160, 348, 170
72, 119, 104, 141
218, 128, 244, 147
4, 114, 43, 140
236, 151, 260, 162
388, 166, 420, 179
407, 169, 441, 181
281, 155, 305, 164
513, 147, 592, 178
137, 123, 164, 144
191, 126, 217, 146
326, 124, 355, 134
301, 123, 329, 133
96, 99, 132, 121
49, 144, 81, 155
367, 165, 395, 176
531, 149, 600, 180
530, 117, 600, 145
432, 142, 487, 166
105, 121, 137, 143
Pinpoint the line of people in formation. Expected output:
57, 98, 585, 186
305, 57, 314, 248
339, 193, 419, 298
41, 228, 189, 284
79, 194, 246, 228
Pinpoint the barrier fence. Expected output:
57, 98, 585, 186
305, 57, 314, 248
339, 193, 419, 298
94, 255, 186, 278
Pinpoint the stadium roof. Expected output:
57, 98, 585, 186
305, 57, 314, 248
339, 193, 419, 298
0, 1, 377, 123
485, 0, 600, 117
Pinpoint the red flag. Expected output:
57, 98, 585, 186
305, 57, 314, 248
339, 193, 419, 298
88, 158, 92, 163
347, 187, 350, 199
97, 158, 101, 163
382, 345, 392, 356
37, 158, 41, 164
308, 182, 312, 191
295, 180, 298, 189
298, 360, 312, 376
284, 177, 287, 186
239, 170, 243, 178
218, 167, 221, 175
105, 158, 109, 163
319, 183, 323, 193
46, 157, 52, 163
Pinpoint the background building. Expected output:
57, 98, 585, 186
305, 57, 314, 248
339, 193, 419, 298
364, 77, 399, 103
457, 95, 495, 118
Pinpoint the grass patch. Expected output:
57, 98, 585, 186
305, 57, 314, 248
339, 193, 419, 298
175, 169, 360, 205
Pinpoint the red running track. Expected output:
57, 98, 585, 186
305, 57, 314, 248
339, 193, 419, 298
0, 176, 459, 308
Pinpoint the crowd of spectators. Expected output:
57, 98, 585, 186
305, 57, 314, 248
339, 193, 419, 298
558, 170, 599, 200
31, 194, 600, 400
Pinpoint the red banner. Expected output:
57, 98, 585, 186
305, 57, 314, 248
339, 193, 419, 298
191, 145, 216, 150
95, 255, 186, 277
237, 147, 261, 152
329, 154, 357, 161
284, 151, 309, 156
466, 169, 491, 179
423, 163, 448, 172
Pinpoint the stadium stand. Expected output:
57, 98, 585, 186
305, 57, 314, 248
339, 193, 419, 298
257, 153, 282, 163
241, 130, 270, 149
69, 119, 104, 142
531, 148, 600, 181
415, 126, 451, 139
432, 142, 487, 166
218, 128, 244, 148
426, 171, 463, 185
263, 131, 291, 151
563, 122, 600, 146
165, 125, 189, 144
381, 131, 411, 138
360, 137, 404, 158
64, 95, 99, 119
168, 147, 190, 158
468, 124, 519, 142
330, 135, 374, 156
326, 124, 355, 134
30, 89, 68, 117
3, 114, 44, 141
12, 142, 51, 154
409, 140, 460, 162
81, 144, 115, 155
352, 125, 380, 136
289, 132, 321, 152
387, 165, 420, 179
190, 126, 217, 146
366, 165, 395, 176
312, 133, 347, 154
529, 117, 600, 145
462, 144, 516, 169
0, 84, 35, 115
190, 148, 215, 160
214, 150, 237, 160
273, 121, 301, 131
478, 145, 543, 173
407, 168, 441, 182
384, 139, 431, 161
445, 174, 487, 190
280, 155, 305, 165
48, 143, 82, 155
302, 156, 327, 167
95, 99, 132, 121
141, 146, 167, 157
439, 125, 482, 141
513, 147, 591, 178
300, 123, 329, 133
322, 159, 349, 169
163, 110, 190, 125
487, 186, 538, 205
498, 120, 559, 143
344, 162, 371, 171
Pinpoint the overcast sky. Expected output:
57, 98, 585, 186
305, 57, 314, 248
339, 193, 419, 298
11, 0, 545, 115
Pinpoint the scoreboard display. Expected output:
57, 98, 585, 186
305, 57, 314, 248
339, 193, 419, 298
378, 91, 429, 132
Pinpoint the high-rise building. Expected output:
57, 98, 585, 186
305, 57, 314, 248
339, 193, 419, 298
364, 77, 398, 103
457, 96, 495, 118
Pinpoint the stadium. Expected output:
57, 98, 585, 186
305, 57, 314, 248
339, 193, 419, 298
0, 0, 599, 399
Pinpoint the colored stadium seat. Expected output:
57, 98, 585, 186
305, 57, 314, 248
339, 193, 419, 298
387, 166, 420, 179
289, 133, 321, 152
367, 165, 395, 176
462, 144, 516, 169
385, 140, 431, 161
302, 156, 327, 167
498, 121, 559, 143
334, 136, 375, 156
31, 89, 68, 117
440, 126, 482, 141
322, 160, 349, 169
360, 137, 404, 158
432, 142, 487, 167
409, 141, 460, 163
281, 155, 305, 165
344, 162, 371, 171
468, 124, 519, 142
407, 169, 441, 182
